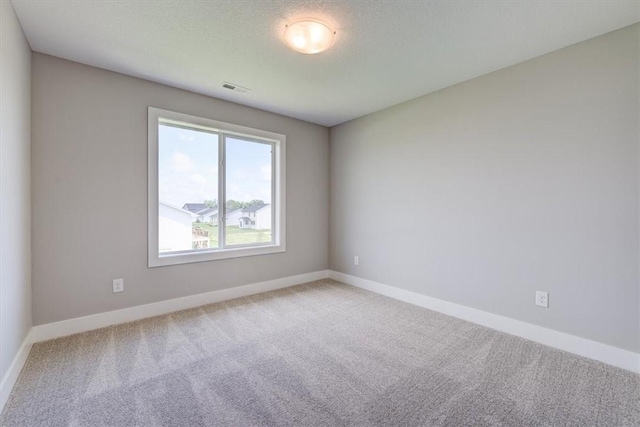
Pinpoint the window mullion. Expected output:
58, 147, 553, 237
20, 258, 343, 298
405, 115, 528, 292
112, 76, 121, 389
219, 134, 226, 249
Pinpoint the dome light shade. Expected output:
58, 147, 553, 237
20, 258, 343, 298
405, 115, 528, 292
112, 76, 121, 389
284, 20, 335, 54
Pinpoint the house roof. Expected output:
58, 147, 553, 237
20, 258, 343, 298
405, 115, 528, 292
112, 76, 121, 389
182, 203, 208, 213
242, 204, 269, 213
160, 201, 196, 217
196, 207, 217, 217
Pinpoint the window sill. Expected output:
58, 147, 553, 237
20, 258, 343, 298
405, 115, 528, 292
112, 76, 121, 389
149, 244, 285, 268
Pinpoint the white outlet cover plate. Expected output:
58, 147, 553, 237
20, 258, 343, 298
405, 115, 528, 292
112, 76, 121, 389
113, 278, 124, 293
535, 291, 548, 307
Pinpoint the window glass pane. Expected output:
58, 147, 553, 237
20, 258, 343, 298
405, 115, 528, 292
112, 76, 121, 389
158, 123, 219, 253
225, 137, 273, 246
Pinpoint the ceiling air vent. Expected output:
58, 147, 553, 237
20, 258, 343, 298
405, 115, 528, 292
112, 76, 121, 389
222, 81, 250, 93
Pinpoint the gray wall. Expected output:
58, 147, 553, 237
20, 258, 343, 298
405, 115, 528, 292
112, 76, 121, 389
0, 1, 32, 381
330, 24, 640, 352
32, 54, 329, 325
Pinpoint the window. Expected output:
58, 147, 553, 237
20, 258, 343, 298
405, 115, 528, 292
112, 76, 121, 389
148, 107, 285, 267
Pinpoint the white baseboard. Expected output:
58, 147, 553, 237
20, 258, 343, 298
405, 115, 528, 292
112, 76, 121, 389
0, 337, 32, 414
3, 268, 635, 416
330, 270, 640, 374
29, 270, 330, 343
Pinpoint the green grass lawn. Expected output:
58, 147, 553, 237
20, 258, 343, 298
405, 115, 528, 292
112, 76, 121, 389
193, 223, 272, 247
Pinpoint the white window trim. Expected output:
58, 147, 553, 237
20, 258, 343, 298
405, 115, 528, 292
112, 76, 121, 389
148, 107, 286, 268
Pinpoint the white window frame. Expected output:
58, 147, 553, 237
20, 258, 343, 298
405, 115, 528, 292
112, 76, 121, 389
148, 107, 286, 267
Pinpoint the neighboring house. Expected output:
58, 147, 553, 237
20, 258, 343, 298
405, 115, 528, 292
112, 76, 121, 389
182, 203, 208, 214
225, 208, 243, 227
158, 202, 193, 252
195, 207, 217, 223
239, 204, 271, 230
205, 210, 218, 223
181, 204, 270, 228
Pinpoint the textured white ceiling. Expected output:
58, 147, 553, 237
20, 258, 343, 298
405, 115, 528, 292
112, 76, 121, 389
10, 0, 640, 127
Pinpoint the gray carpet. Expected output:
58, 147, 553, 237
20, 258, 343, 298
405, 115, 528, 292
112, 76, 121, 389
1, 279, 639, 426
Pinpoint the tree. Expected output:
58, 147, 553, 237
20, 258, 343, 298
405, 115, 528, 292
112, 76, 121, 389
226, 199, 265, 210
204, 199, 218, 208
226, 200, 244, 210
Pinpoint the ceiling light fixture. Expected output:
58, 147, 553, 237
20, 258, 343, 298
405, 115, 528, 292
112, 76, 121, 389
284, 19, 335, 54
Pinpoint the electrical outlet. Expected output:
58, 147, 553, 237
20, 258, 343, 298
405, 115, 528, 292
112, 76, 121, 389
113, 278, 124, 293
354, 256, 359, 266
535, 291, 548, 308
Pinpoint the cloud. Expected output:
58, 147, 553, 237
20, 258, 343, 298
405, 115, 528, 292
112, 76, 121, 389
178, 133, 196, 142
227, 184, 241, 201
159, 169, 218, 207
234, 169, 248, 179
189, 173, 207, 186
260, 164, 271, 181
171, 152, 193, 172
225, 181, 271, 204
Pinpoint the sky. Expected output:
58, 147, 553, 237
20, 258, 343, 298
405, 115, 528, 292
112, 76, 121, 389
158, 124, 272, 208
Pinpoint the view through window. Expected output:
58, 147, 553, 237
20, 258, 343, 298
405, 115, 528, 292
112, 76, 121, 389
225, 137, 273, 246
149, 107, 284, 266
158, 124, 220, 253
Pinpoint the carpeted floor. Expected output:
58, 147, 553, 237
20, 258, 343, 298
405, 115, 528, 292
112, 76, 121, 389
1, 279, 639, 426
